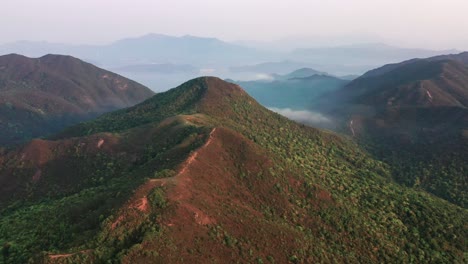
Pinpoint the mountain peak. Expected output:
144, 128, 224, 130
0, 53, 29, 60
57, 77, 259, 137
0, 53, 90, 72
286, 67, 325, 77
37, 54, 92, 71
153, 76, 253, 116
165, 76, 248, 101
197, 77, 254, 117
202, 76, 248, 96
0, 53, 36, 69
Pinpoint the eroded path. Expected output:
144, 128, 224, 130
111, 127, 218, 229
48, 128, 219, 261
149, 127, 217, 186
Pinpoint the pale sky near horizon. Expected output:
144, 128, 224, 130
2, 0, 468, 50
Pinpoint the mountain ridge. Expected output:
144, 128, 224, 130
231, 70, 348, 111
0, 77, 466, 263
56, 77, 251, 138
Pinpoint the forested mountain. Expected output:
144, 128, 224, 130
0, 77, 465, 263
320, 56, 468, 207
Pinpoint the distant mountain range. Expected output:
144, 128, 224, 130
0, 34, 270, 67
0, 35, 458, 77
272, 68, 328, 80
0, 54, 154, 145
1, 77, 465, 263
232, 68, 348, 112
318, 52, 468, 207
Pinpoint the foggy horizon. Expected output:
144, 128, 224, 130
2, 0, 468, 50
2, 32, 463, 53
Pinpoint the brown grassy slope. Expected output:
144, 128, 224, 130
0, 53, 154, 145
0, 115, 207, 208
60, 126, 344, 264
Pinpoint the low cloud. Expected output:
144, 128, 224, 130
252, 73, 274, 81
269, 107, 332, 127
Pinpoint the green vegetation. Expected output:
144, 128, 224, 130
0, 77, 466, 263
201, 80, 466, 262
321, 57, 468, 208
57, 78, 206, 138
0, 117, 207, 263
357, 133, 468, 208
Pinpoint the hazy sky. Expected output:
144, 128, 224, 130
2, 0, 468, 49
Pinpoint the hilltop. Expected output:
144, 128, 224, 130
0, 77, 466, 263
0, 54, 154, 145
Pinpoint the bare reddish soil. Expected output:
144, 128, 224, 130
111, 126, 316, 263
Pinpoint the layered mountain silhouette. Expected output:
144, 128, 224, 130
272, 68, 328, 80
229, 61, 318, 74
0, 35, 457, 76
0, 34, 269, 67
232, 68, 348, 110
0, 54, 154, 145
320, 53, 468, 207
0, 77, 465, 263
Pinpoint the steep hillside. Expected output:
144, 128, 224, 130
0, 77, 466, 263
321, 58, 468, 207
0, 54, 154, 145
